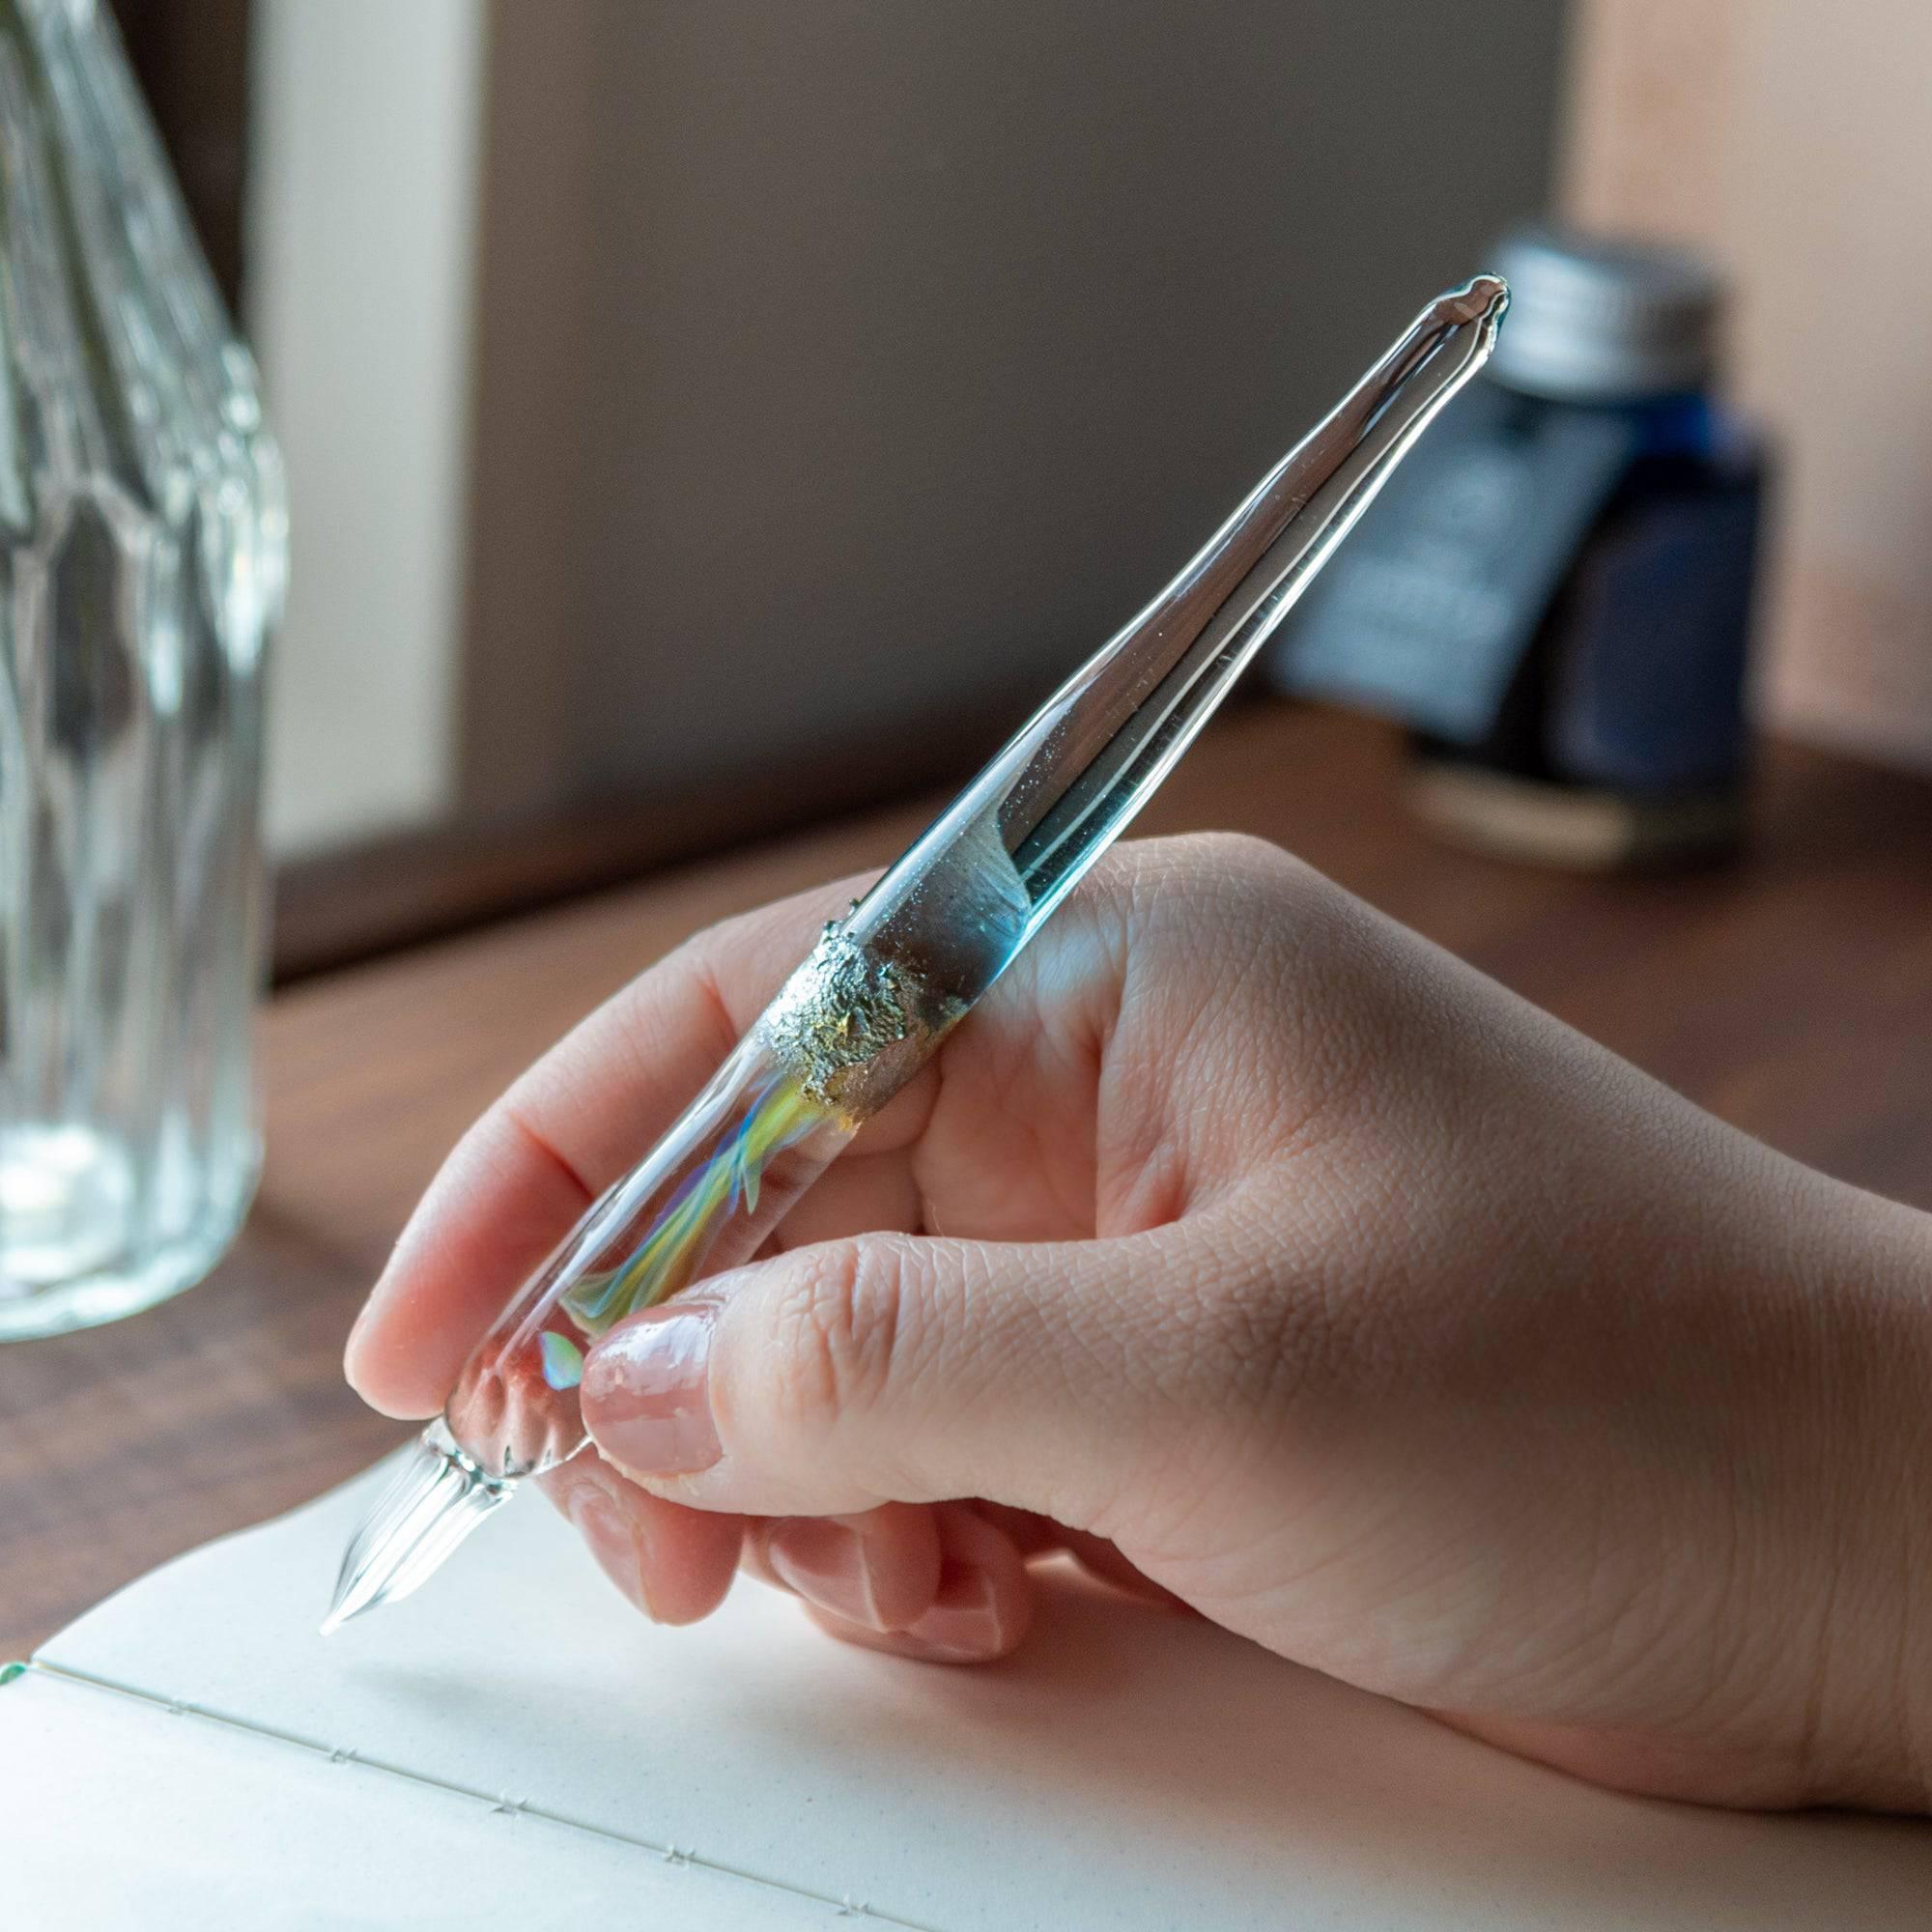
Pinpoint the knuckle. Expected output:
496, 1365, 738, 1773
1071, 834, 1343, 1003
1118, 831, 1343, 962
762, 1237, 908, 1439
1093, 829, 1294, 915
1177, 827, 1297, 883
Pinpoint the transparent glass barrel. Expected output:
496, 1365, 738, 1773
0, 0, 286, 1339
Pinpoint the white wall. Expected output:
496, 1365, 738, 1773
245, 0, 486, 855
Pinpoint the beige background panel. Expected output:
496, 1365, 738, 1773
1563, 0, 1932, 770
1560, 0, 1736, 246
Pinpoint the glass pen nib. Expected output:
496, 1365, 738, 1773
322, 1421, 514, 1634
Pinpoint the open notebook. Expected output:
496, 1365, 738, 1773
6, 1460, 1931, 1930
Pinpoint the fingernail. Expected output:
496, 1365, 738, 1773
766, 1519, 885, 1631
903, 1572, 1005, 1661
582, 1299, 724, 1476
812, 1567, 1010, 1663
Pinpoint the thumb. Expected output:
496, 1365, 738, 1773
578, 1225, 1205, 1524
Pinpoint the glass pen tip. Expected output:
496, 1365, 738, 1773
1442, 272, 1511, 327
319, 1569, 384, 1636
320, 1419, 515, 1636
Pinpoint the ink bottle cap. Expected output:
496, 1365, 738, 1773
1486, 227, 1722, 404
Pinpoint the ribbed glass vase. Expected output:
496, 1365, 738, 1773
0, 0, 286, 1339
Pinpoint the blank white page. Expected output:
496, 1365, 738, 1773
0, 1665, 806, 1932
12, 1460, 1932, 1929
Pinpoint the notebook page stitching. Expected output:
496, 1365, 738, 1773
23, 1660, 942, 1931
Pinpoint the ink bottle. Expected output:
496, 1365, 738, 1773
1275, 229, 1768, 867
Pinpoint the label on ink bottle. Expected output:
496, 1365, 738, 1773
1273, 384, 1645, 741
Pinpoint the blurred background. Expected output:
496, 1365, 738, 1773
111, 0, 1932, 968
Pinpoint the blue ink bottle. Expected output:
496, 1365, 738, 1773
1277, 229, 1769, 867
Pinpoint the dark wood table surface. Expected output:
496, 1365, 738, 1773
6, 702, 1932, 1659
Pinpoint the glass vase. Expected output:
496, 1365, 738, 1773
0, 0, 286, 1339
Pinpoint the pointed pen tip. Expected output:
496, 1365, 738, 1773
317, 1599, 358, 1639
1437, 273, 1511, 329
320, 1565, 382, 1636
318, 1422, 519, 1639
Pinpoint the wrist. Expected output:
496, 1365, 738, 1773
1804, 1182, 1932, 1810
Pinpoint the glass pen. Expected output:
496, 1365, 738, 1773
325, 273, 1509, 1632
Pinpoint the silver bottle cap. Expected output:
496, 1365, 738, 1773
1485, 227, 1722, 403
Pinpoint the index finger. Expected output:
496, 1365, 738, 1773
345, 870, 880, 1418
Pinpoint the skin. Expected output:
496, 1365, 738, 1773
347, 834, 1932, 1813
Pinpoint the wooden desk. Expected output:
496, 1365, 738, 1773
6, 703, 1932, 1658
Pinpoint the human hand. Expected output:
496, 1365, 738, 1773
347, 834, 1932, 1812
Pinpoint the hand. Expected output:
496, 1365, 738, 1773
347, 834, 1932, 1813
